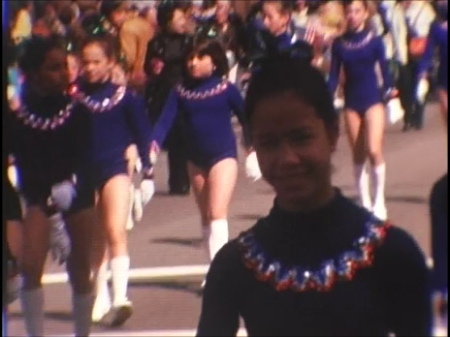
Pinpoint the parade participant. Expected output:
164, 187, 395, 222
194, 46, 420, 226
242, 1, 313, 80
8, 36, 97, 337
150, 39, 251, 286
195, 0, 248, 84
197, 53, 432, 337
419, 0, 447, 125
74, 34, 154, 326
100, 0, 155, 91
144, 2, 193, 196
401, 0, 436, 131
328, 0, 396, 220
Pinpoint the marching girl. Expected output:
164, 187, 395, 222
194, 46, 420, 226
73, 34, 154, 326
197, 50, 432, 337
419, 0, 448, 125
328, 0, 396, 221
150, 39, 252, 285
8, 36, 97, 337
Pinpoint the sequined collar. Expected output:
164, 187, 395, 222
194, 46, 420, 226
69, 83, 126, 113
176, 78, 228, 100
341, 30, 374, 50
13, 93, 74, 131
238, 214, 390, 292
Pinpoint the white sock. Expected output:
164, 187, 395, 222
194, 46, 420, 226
208, 219, 229, 262
20, 288, 44, 337
92, 260, 110, 321
354, 163, 372, 210
202, 225, 211, 257
126, 186, 135, 231
371, 163, 387, 218
72, 293, 94, 337
110, 256, 130, 307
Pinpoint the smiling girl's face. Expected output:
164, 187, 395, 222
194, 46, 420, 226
251, 90, 338, 212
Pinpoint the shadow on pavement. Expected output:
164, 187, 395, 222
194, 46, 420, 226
233, 214, 263, 221
9, 311, 73, 322
151, 237, 203, 248
129, 281, 203, 297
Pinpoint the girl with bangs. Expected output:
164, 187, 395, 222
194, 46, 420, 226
150, 39, 252, 287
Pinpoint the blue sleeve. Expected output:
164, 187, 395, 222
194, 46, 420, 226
418, 22, 437, 76
125, 91, 152, 169
374, 37, 394, 92
151, 89, 179, 148
328, 41, 342, 96
226, 83, 251, 148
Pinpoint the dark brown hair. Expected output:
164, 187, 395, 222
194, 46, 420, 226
245, 55, 338, 131
81, 33, 118, 61
186, 39, 229, 78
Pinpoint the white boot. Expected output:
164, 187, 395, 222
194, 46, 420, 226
109, 256, 133, 327
371, 163, 387, 220
354, 163, 372, 211
92, 261, 111, 323
20, 288, 44, 337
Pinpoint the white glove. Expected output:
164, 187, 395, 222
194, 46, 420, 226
7, 165, 20, 190
416, 78, 429, 104
140, 179, 155, 206
48, 213, 71, 265
135, 158, 143, 173
51, 180, 77, 211
245, 151, 262, 182
149, 141, 160, 165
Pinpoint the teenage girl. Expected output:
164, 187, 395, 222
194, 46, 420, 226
8, 36, 97, 337
328, 0, 396, 220
73, 34, 154, 327
151, 39, 251, 283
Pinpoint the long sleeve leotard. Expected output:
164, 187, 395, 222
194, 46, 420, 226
197, 190, 432, 336
151, 76, 250, 170
7, 91, 86, 207
73, 81, 152, 186
329, 29, 394, 114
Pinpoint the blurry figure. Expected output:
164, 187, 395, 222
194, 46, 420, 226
58, 5, 87, 53
429, 174, 448, 331
401, 0, 436, 130
144, 2, 193, 195
67, 53, 81, 85
101, 0, 155, 91
195, 0, 248, 84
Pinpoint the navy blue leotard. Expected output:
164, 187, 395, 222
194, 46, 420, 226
329, 30, 394, 115
151, 76, 250, 170
8, 91, 94, 213
73, 80, 152, 188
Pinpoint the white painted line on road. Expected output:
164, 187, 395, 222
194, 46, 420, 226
42, 265, 209, 285
49, 328, 248, 337
43, 258, 436, 285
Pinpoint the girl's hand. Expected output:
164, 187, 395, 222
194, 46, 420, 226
245, 151, 262, 182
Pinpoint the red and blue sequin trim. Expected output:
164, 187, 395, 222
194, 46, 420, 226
238, 216, 390, 292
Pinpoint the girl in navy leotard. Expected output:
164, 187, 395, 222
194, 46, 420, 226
151, 40, 251, 285
329, 0, 396, 221
73, 35, 154, 326
8, 36, 97, 337
419, 1, 448, 125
